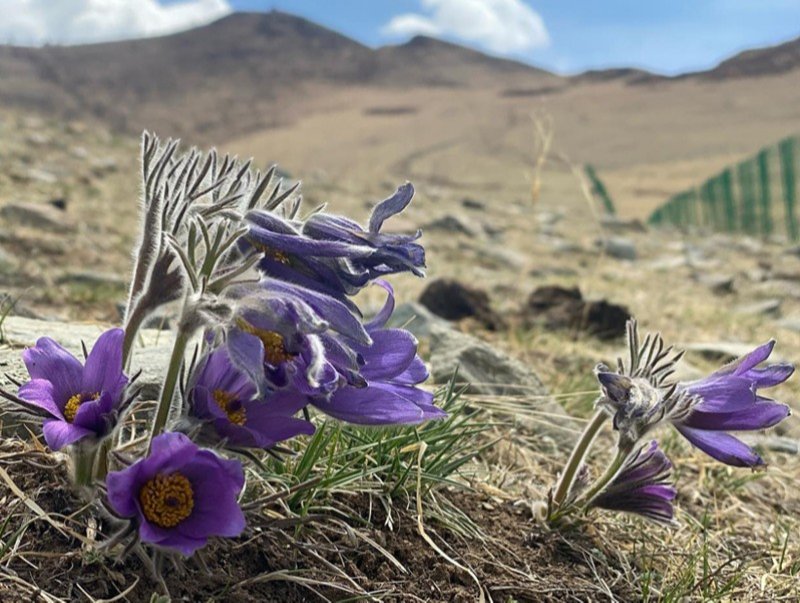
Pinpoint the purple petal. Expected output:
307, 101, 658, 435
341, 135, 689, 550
22, 338, 82, 406
369, 183, 414, 233
365, 280, 395, 330
360, 329, 418, 381
142, 432, 200, 476
393, 357, 429, 386
682, 401, 790, 431
247, 224, 374, 257
674, 424, 764, 467
18, 379, 63, 419
138, 520, 206, 556
313, 384, 441, 425
176, 452, 246, 539
226, 329, 268, 395
106, 463, 144, 517
740, 364, 795, 388
260, 277, 371, 345
42, 419, 93, 450
82, 329, 127, 400
684, 375, 756, 413
719, 340, 775, 376
72, 391, 116, 434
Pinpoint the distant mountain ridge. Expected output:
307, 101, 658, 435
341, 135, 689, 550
0, 11, 797, 140
0, 11, 558, 140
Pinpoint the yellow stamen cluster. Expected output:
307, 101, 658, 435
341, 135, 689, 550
63, 392, 100, 423
139, 473, 195, 528
236, 319, 295, 365
213, 389, 247, 426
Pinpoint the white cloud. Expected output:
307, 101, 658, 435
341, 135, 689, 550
381, 0, 549, 55
0, 0, 232, 46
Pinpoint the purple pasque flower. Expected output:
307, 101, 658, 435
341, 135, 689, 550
226, 278, 370, 397
244, 183, 425, 300
674, 340, 793, 467
18, 328, 128, 451
106, 432, 246, 556
189, 348, 315, 449
592, 440, 677, 524
310, 281, 446, 425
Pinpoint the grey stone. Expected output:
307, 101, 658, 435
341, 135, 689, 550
776, 317, 800, 333
56, 271, 127, 288
0, 316, 174, 406
428, 325, 578, 445
0, 202, 74, 232
461, 197, 486, 210
386, 302, 451, 339
735, 298, 782, 317
695, 274, 734, 295
423, 215, 480, 237
600, 237, 637, 261
600, 216, 646, 233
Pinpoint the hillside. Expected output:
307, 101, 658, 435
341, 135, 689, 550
0, 11, 558, 142
700, 35, 800, 79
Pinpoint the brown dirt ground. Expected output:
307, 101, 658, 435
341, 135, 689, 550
0, 437, 636, 602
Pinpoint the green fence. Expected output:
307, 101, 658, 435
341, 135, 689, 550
585, 164, 616, 215
648, 136, 800, 240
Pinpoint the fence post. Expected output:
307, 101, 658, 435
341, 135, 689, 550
757, 148, 773, 237
779, 137, 798, 241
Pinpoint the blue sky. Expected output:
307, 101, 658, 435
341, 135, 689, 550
2, 1, 799, 76
229, 0, 800, 75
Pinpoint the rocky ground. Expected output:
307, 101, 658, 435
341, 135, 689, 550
1, 109, 800, 600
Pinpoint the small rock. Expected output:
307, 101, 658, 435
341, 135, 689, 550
535, 212, 563, 227
428, 326, 578, 445
461, 198, 486, 210
423, 215, 480, 237
0, 202, 74, 232
735, 299, 782, 317
776, 317, 800, 333
419, 279, 505, 331
26, 168, 58, 184
552, 240, 584, 254
48, 197, 68, 211
599, 237, 637, 261
522, 285, 630, 340
57, 271, 126, 288
695, 274, 734, 295
90, 157, 119, 177
600, 216, 647, 233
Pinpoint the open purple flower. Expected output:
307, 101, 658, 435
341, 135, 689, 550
106, 432, 246, 556
190, 348, 315, 449
674, 341, 793, 467
245, 183, 425, 301
593, 441, 677, 524
310, 281, 446, 425
17, 328, 128, 451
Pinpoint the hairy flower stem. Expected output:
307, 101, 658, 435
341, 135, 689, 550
122, 305, 147, 369
551, 409, 607, 511
147, 327, 191, 453
72, 445, 97, 487
577, 444, 633, 510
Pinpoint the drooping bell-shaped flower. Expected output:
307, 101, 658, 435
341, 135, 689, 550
674, 340, 793, 467
309, 281, 446, 425
592, 440, 677, 524
244, 183, 425, 301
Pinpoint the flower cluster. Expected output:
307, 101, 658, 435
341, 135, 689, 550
548, 320, 793, 526
0, 133, 444, 559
